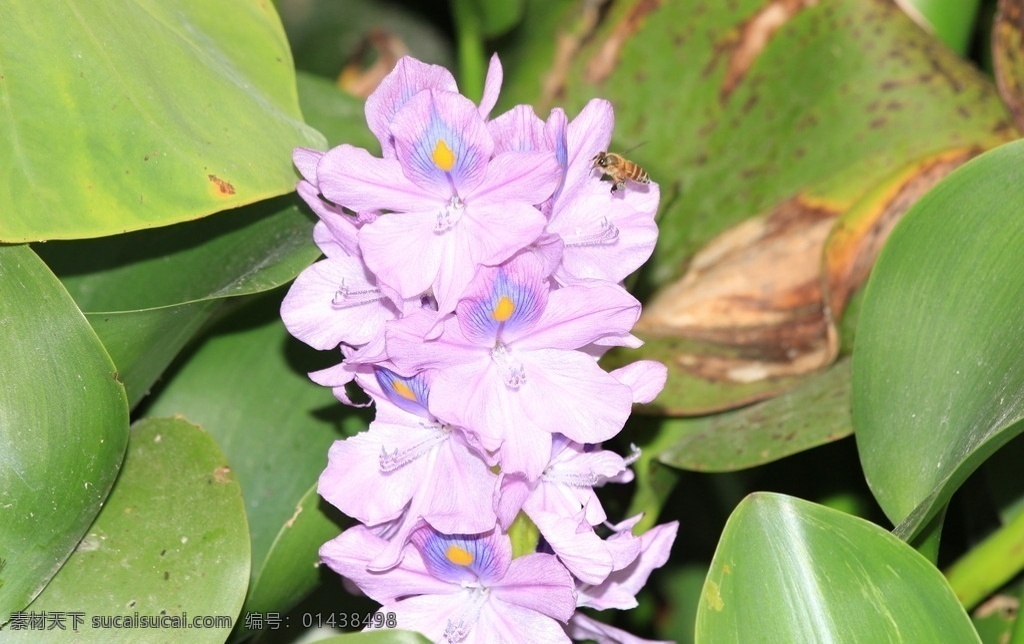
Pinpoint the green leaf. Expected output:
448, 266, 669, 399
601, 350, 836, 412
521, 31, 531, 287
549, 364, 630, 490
657, 359, 853, 472
296, 72, 381, 150
144, 295, 366, 619
852, 139, 1024, 539
35, 196, 321, 407
243, 484, 347, 620
6, 417, 249, 642
695, 493, 979, 642
0, 245, 128, 624
0, 0, 324, 242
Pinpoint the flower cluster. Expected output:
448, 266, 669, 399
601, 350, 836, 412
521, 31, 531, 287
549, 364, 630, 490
282, 55, 678, 643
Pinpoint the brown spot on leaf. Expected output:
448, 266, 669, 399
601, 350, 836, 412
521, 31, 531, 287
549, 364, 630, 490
636, 193, 842, 384
212, 466, 232, 484
585, 0, 663, 84
284, 503, 304, 529
719, 0, 819, 102
207, 174, 235, 196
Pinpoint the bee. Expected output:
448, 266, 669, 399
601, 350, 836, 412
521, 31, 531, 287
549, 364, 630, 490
591, 150, 650, 193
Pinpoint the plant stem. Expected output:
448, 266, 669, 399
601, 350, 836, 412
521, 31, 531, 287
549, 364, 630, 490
945, 507, 1024, 610
451, 0, 486, 102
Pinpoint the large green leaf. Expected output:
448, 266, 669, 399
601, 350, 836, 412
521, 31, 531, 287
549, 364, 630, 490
0, 245, 128, 624
0, 0, 324, 242
505, 0, 1014, 413
34, 196, 321, 407
658, 359, 853, 472
695, 493, 979, 642
6, 417, 250, 642
144, 294, 366, 620
853, 139, 1024, 540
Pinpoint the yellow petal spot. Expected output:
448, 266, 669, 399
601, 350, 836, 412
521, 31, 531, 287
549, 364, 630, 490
392, 380, 417, 401
432, 139, 456, 172
492, 296, 515, 322
445, 544, 474, 566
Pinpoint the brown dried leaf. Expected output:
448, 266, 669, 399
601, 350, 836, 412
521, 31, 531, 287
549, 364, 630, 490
636, 194, 841, 384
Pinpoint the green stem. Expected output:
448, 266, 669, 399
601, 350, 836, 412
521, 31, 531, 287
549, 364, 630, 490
911, 507, 945, 566
945, 507, 1024, 611
451, 0, 486, 102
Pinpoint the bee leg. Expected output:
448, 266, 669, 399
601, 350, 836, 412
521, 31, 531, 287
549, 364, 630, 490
611, 180, 624, 193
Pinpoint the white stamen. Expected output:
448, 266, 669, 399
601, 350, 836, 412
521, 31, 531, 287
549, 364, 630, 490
542, 466, 601, 488
331, 278, 386, 309
435, 196, 465, 232
443, 587, 489, 643
623, 443, 642, 467
489, 343, 526, 389
378, 423, 450, 472
565, 217, 619, 247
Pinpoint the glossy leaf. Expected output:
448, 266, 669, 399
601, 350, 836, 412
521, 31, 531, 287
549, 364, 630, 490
0, 245, 128, 624
0, 0, 324, 242
7, 417, 249, 642
853, 139, 1024, 539
658, 359, 853, 472
243, 484, 348, 619
35, 196, 321, 407
696, 493, 979, 642
144, 295, 367, 619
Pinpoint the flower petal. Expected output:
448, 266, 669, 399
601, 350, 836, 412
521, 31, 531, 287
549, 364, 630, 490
318, 144, 439, 213
280, 256, 395, 350
293, 147, 324, 182
610, 360, 668, 404
365, 56, 458, 157
469, 150, 562, 207
478, 53, 503, 120
489, 104, 548, 154
359, 210, 446, 300
512, 282, 640, 350
391, 90, 493, 195
565, 99, 614, 194
319, 525, 454, 604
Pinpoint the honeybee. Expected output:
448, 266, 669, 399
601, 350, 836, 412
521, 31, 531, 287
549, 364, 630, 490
591, 150, 650, 193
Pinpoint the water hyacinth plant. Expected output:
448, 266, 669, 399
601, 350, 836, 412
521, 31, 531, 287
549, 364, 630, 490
282, 55, 679, 642
5, 1, 1024, 642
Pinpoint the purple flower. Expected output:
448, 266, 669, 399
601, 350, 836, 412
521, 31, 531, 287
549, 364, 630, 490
567, 612, 674, 644
321, 525, 577, 643
386, 253, 642, 478
317, 88, 560, 315
317, 368, 497, 569
544, 100, 660, 286
576, 517, 679, 611
494, 437, 641, 584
